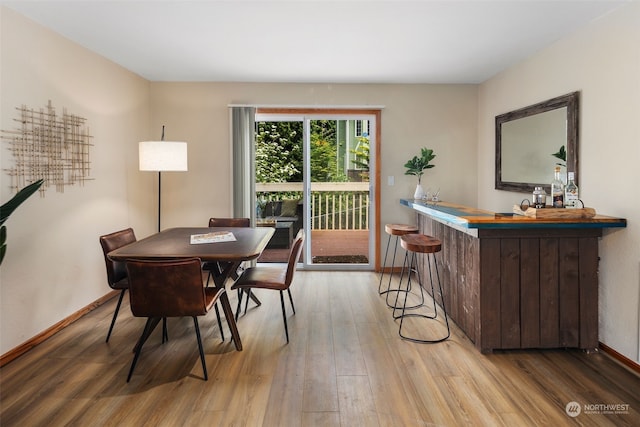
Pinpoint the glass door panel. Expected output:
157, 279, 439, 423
254, 118, 304, 263
305, 117, 373, 269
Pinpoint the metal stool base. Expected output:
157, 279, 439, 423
397, 250, 450, 344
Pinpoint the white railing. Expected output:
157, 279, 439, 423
256, 182, 370, 230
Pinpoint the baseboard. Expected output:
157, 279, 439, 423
0, 290, 119, 368
599, 342, 640, 375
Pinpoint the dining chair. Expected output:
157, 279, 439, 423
125, 257, 231, 382
231, 229, 304, 343
203, 217, 250, 286
203, 217, 258, 321
99, 228, 136, 342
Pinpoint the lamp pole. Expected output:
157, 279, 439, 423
157, 126, 165, 232
139, 126, 188, 234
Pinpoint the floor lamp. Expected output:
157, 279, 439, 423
139, 130, 188, 232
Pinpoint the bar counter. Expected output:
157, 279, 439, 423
400, 199, 627, 353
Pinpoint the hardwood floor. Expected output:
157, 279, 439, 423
1, 271, 639, 426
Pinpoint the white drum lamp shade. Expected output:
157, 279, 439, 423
139, 141, 188, 171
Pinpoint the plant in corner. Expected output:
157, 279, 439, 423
404, 147, 436, 199
0, 179, 44, 266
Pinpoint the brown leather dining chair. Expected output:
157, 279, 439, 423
99, 228, 136, 342
231, 230, 304, 343
203, 217, 250, 287
203, 217, 258, 322
125, 257, 232, 382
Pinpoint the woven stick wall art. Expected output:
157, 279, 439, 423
1, 100, 93, 195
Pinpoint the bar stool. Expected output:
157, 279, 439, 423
394, 234, 450, 343
378, 224, 419, 306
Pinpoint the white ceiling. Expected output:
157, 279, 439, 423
2, 0, 630, 84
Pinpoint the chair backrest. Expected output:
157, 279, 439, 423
284, 230, 305, 287
99, 228, 136, 287
126, 258, 208, 318
208, 217, 250, 228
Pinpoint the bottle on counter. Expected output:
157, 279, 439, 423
564, 171, 579, 209
532, 186, 547, 208
551, 166, 564, 208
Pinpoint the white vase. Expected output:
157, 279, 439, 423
414, 183, 425, 199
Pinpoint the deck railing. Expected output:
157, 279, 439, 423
256, 182, 370, 230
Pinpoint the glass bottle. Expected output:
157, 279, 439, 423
551, 166, 564, 208
564, 172, 579, 209
533, 187, 547, 208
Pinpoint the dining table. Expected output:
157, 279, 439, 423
108, 226, 275, 351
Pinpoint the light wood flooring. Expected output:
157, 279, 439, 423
1, 271, 639, 426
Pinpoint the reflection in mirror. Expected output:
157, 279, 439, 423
501, 108, 567, 184
495, 92, 579, 193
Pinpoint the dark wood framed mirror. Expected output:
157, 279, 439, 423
495, 91, 579, 193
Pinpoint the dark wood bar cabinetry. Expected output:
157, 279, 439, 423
400, 199, 626, 353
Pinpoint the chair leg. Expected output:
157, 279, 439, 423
162, 317, 169, 343
398, 253, 450, 344
214, 302, 225, 342
391, 251, 425, 317
127, 317, 156, 382
378, 233, 392, 294
235, 289, 244, 321
388, 248, 410, 310
386, 236, 400, 294
106, 289, 126, 342
279, 290, 289, 343
287, 288, 295, 314
193, 317, 208, 381
243, 289, 251, 315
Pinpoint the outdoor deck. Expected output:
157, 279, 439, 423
258, 229, 369, 263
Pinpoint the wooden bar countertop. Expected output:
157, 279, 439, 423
400, 199, 627, 231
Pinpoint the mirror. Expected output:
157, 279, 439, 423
495, 91, 579, 193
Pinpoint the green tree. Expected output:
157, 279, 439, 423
256, 120, 346, 183
350, 136, 370, 171
255, 122, 302, 182
310, 132, 340, 182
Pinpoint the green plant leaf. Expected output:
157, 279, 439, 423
0, 179, 44, 227
0, 179, 43, 266
551, 145, 566, 162
0, 225, 6, 265
404, 147, 436, 176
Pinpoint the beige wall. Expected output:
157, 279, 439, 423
0, 8, 151, 354
478, 2, 640, 362
148, 83, 478, 231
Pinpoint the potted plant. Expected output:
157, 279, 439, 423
404, 147, 436, 199
0, 179, 44, 266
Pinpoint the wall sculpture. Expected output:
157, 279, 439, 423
1, 100, 93, 195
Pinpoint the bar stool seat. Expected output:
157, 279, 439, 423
379, 224, 418, 306
394, 234, 450, 344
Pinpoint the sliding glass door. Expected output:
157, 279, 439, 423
255, 112, 376, 270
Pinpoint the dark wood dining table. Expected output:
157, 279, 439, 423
108, 227, 275, 351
